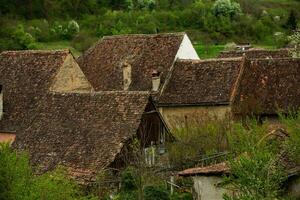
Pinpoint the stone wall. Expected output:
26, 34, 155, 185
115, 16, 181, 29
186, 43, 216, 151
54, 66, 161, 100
158, 105, 231, 129
50, 54, 93, 93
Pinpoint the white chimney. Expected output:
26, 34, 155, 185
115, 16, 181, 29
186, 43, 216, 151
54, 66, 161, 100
0, 85, 3, 120
122, 61, 132, 91
152, 70, 161, 92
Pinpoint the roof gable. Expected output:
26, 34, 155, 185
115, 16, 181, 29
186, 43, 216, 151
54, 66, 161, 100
158, 58, 243, 105
77, 33, 185, 91
0, 50, 69, 132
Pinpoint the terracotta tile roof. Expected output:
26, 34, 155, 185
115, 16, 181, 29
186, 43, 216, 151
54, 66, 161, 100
13, 91, 150, 182
158, 58, 243, 105
77, 33, 185, 91
178, 162, 230, 176
0, 50, 70, 132
231, 58, 300, 114
218, 49, 291, 59
0, 133, 16, 143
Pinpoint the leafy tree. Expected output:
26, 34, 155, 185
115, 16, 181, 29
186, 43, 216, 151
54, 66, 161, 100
13, 24, 37, 49
212, 0, 242, 18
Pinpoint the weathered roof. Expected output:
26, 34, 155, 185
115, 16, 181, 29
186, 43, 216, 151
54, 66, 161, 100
218, 49, 291, 59
178, 162, 230, 176
77, 33, 185, 91
13, 91, 150, 182
0, 50, 70, 132
158, 58, 242, 106
231, 58, 300, 115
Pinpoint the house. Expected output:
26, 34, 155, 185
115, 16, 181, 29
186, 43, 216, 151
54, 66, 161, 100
156, 58, 243, 128
218, 48, 291, 59
231, 57, 300, 120
0, 49, 170, 184
77, 33, 199, 92
0, 50, 93, 133
13, 91, 170, 184
178, 162, 230, 200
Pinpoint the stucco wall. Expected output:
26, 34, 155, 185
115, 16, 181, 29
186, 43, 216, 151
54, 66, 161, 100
50, 54, 93, 93
158, 106, 231, 129
175, 34, 200, 60
193, 176, 228, 200
0, 92, 3, 120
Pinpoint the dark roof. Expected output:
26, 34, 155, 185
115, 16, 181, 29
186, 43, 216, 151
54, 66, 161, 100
77, 33, 185, 91
231, 58, 300, 115
178, 162, 230, 176
158, 58, 242, 106
0, 50, 69, 132
14, 91, 150, 182
218, 49, 291, 59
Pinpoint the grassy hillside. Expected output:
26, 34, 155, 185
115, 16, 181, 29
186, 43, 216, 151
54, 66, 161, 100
0, 0, 299, 57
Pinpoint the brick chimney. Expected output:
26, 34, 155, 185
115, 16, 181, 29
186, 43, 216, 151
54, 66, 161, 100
122, 61, 132, 91
0, 85, 3, 120
152, 70, 161, 92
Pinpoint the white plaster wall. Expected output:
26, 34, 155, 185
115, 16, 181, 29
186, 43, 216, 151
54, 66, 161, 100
193, 176, 228, 200
175, 34, 200, 60
0, 92, 3, 120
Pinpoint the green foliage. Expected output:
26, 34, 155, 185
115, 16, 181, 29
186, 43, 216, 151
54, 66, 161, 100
170, 192, 193, 200
0, 144, 97, 200
168, 114, 230, 168
224, 120, 288, 200
121, 167, 138, 192
13, 24, 37, 49
212, 0, 242, 18
280, 112, 300, 164
143, 185, 169, 200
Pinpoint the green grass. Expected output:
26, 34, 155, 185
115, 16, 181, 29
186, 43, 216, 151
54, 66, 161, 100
35, 41, 81, 57
193, 44, 225, 59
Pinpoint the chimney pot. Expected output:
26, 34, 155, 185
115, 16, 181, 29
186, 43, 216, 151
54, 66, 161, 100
152, 70, 161, 92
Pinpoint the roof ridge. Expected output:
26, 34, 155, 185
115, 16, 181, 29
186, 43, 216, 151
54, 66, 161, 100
177, 57, 243, 63
1, 49, 70, 55
102, 32, 185, 40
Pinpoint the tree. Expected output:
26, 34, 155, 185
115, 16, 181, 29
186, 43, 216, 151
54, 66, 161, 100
212, 0, 242, 18
286, 10, 298, 31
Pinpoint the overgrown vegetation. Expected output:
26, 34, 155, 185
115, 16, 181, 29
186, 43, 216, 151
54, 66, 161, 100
0, 0, 299, 57
0, 143, 97, 200
223, 115, 300, 200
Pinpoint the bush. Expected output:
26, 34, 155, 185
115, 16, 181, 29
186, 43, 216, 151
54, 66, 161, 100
143, 185, 169, 200
13, 24, 37, 49
212, 0, 242, 18
0, 144, 97, 200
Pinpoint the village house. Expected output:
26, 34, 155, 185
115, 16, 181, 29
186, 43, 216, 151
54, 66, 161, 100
156, 57, 243, 128
0, 49, 171, 184
0, 50, 93, 133
76, 32, 199, 92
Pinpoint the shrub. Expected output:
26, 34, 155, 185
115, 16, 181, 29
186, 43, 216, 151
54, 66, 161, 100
13, 24, 37, 49
143, 185, 169, 200
0, 144, 97, 200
